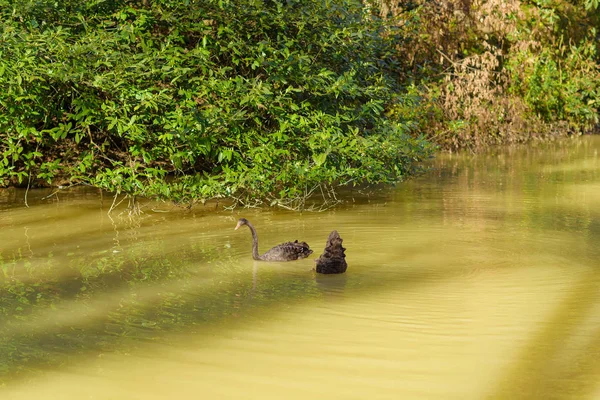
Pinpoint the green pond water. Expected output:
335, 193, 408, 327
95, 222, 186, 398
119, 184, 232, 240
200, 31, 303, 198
1, 136, 600, 399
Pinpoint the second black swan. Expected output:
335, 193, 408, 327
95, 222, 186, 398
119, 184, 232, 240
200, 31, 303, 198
315, 230, 347, 274
235, 218, 313, 261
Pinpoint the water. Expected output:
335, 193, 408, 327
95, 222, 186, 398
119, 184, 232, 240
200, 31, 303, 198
1, 137, 600, 399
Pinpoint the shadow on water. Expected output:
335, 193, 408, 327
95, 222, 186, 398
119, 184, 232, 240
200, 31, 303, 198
487, 268, 600, 400
0, 230, 478, 386
1, 136, 600, 398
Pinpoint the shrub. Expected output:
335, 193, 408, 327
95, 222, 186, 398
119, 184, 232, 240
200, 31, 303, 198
0, 0, 434, 209
380, 0, 600, 150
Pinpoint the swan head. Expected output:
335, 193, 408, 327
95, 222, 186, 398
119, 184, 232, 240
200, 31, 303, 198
235, 218, 249, 230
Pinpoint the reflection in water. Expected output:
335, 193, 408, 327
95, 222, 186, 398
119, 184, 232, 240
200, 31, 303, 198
0, 137, 600, 399
314, 272, 348, 293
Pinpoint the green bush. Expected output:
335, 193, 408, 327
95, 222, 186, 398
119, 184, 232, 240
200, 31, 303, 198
508, 41, 599, 128
0, 0, 434, 208
380, 0, 600, 150
505, 1, 600, 130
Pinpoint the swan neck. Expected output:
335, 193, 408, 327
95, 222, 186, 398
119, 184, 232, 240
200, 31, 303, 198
246, 222, 261, 260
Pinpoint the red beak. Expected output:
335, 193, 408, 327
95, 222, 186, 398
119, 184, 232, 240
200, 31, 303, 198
235, 221, 242, 230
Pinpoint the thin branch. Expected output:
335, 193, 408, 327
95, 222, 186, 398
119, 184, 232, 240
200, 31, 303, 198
41, 183, 83, 200
24, 172, 31, 208
108, 192, 127, 215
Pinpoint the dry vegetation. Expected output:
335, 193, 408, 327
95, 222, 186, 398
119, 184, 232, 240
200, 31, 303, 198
379, 0, 600, 151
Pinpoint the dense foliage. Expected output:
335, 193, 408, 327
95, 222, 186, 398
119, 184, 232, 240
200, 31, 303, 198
384, 0, 600, 150
0, 0, 432, 208
1, 0, 599, 207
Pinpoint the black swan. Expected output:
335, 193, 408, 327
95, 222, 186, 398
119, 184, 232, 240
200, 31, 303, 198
235, 218, 313, 261
315, 230, 347, 274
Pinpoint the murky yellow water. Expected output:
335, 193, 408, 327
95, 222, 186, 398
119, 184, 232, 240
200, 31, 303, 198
1, 137, 600, 399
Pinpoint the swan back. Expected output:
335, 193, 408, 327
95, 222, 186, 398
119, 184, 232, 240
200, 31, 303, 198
260, 240, 313, 261
235, 218, 312, 261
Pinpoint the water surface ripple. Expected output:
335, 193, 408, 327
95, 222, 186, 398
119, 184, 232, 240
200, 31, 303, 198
1, 137, 600, 399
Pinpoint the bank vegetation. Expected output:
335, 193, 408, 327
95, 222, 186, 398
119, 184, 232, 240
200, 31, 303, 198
0, 0, 598, 209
